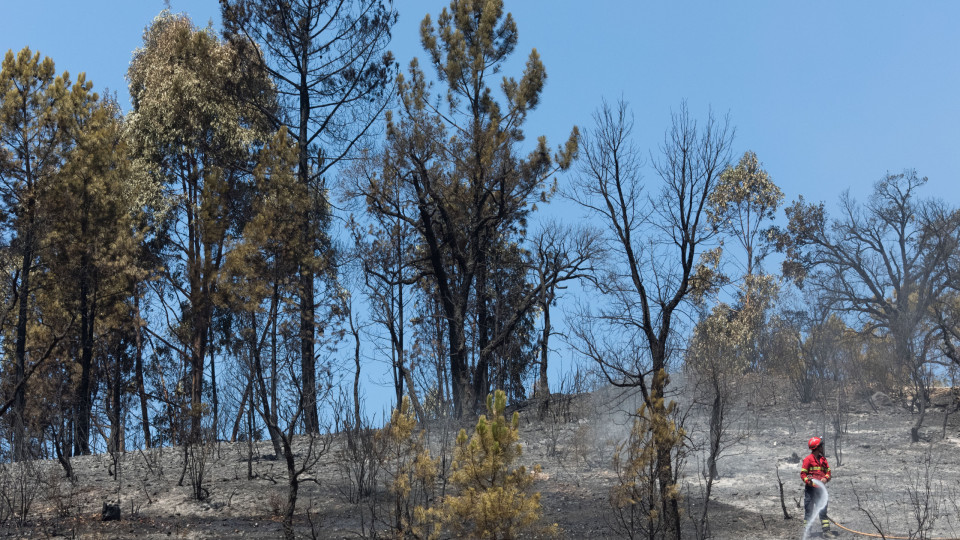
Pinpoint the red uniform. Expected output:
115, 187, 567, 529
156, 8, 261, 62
800, 453, 831, 486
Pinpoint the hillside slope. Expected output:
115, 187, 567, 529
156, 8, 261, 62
1, 377, 958, 539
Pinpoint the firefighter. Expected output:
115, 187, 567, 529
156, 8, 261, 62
801, 436, 837, 537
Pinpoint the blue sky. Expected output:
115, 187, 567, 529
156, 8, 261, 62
3, 1, 960, 409
3, 1, 956, 206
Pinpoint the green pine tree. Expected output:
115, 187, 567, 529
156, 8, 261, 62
354, 0, 578, 416
44, 81, 144, 456
435, 389, 558, 539
0, 47, 72, 460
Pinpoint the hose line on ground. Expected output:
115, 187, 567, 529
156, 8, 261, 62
830, 518, 960, 539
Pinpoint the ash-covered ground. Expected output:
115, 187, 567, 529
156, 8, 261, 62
2, 375, 959, 539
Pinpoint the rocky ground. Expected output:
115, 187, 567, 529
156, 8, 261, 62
1, 374, 959, 539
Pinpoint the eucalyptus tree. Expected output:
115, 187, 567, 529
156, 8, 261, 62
569, 99, 734, 537
352, 0, 579, 416
779, 171, 960, 442
127, 12, 276, 441
703, 150, 783, 363
684, 150, 783, 511
221, 0, 397, 433
682, 150, 783, 529
705, 151, 784, 375
685, 273, 778, 534
709, 151, 783, 278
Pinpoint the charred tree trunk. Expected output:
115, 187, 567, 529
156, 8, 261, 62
296, 36, 320, 434
448, 315, 470, 417
911, 394, 927, 443
270, 285, 279, 429
350, 314, 362, 425
299, 270, 318, 433
651, 375, 683, 540
231, 381, 251, 443
538, 285, 554, 401
707, 389, 723, 480
135, 293, 151, 448
251, 316, 300, 540
472, 256, 491, 409
210, 347, 219, 440
251, 310, 282, 458
74, 270, 93, 456
109, 346, 124, 453
75, 174, 95, 456
13, 222, 34, 462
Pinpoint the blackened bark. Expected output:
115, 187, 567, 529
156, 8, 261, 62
270, 285, 279, 428
538, 285, 553, 399
135, 293, 151, 448
231, 380, 250, 442
708, 390, 723, 479
299, 271, 319, 433
351, 314, 362, 425
109, 345, 124, 453
448, 315, 470, 417
472, 256, 491, 409
13, 213, 33, 462
251, 309, 283, 458
911, 393, 927, 443
651, 380, 682, 540
210, 348, 219, 438
412, 174, 472, 416
282, 461, 299, 540
75, 170, 95, 456
74, 272, 92, 456
296, 34, 320, 430
249, 311, 300, 540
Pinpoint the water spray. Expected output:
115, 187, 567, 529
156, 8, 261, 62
801, 479, 828, 540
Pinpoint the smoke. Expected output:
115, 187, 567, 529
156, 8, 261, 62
802, 479, 829, 540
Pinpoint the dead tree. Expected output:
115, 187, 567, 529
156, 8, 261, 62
569, 99, 733, 539
778, 171, 960, 442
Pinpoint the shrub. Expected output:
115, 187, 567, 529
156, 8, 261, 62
433, 390, 558, 539
380, 396, 437, 538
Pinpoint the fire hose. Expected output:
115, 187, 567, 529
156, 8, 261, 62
804, 481, 960, 539
828, 518, 960, 539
